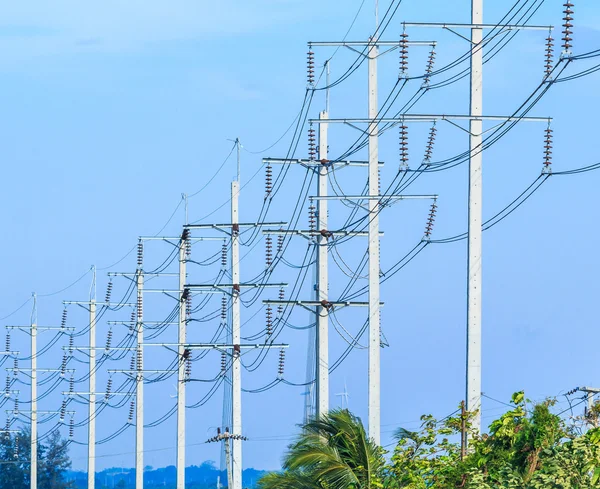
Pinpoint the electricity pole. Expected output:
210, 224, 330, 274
31, 294, 37, 489
136, 242, 144, 489
177, 230, 188, 489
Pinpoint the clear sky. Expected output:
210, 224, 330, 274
1, 0, 600, 474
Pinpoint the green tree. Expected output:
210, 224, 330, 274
259, 409, 388, 489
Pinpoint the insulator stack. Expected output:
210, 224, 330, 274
186, 292, 192, 317
4, 418, 9, 433
128, 399, 135, 423
220, 351, 227, 374
221, 242, 228, 268
265, 161, 273, 196
265, 236, 273, 268
5, 376, 10, 396
69, 377, 74, 395
13, 358, 17, 376
182, 229, 191, 259
423, 124, 437, 165
266, 306, 273, 336
69, 335, 74, 355
14, 434, 19, 458
562, 2, 574, 52
69, 418, 74, 438
545, 36, 554, 77
399, 125, 409, 171
137, 348, 143, 371
14, 398, 18, 416
543, 127, 553, 171
61, 309, 68, 328
278, 349, 285, 377
424, 201, 438, 239
105, 329, 113, 352
185, 351, 192, 379
105, 378, 113, 401
378, 168, 381, 196
137, 241, 143, 268
278, 288, 285, 316
60, 354, 67, 376
307, 50, 315, 85
5, 333, 9, 353
137, 293, 143, 320
130, 310, 136, 332
308, 201, 316, 233
130, 353, 136, 372
277, 233, 284, 254
60, 399, 67, 422
308, 126, 317, 161
399, 32, 409, 77
105, 281, 113, 303
423, 47, 436, 85
221, 296, 227, 322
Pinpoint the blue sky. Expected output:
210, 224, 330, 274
1, 0, 600, 473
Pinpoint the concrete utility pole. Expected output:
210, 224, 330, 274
88, 299, 97, 489
31, 294, 37, 489
316, 110, 329, 419
367, 36, 381, 445
176, 231, 187, 489
136, 252, 144, 489
231, 179, 242, 489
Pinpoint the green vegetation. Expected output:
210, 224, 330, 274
259, 393, 600, 489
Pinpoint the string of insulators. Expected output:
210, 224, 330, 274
278, 349, 285, 377
5, 332, 9, 353
60, 399, 67, 422
105, 377, 113, 401
543, 127, 553, 171
130, 310, 136, 332
4, 418, 9, 434
137, 348, 143, 371
378, 168, 381, 196
545, 36, 554, 77
308, 126, 317, 161
182, 228, 191, 258
60, 354, 67, 377
129, 353, 136, 372
423, 47, 436, 85
137, 292, 143, 320
69, 335, 74, 355
562, 2, 574, 52
105, 281, 113, 303
424, 201, 438, 239
128, 399, 135, 423
265, 161, 273, 196
277, 233, 284, 254
221, 296, 227, 322
185, 350, 192, 380
13, 398, 18, 416
265, 236, 273, 268
308, 201, 316, 233
399, 125, 409, 171
61, 309, 68, 329
278, 288, 285, 316
186, 292, 192, 318
307, 50, 315, 85
69, 417, 74, 438
14, 433, 19, 458
105, 329, 113, 352
5, 376, 10, 396
137, 241, 143, 268
69, 377, 74, 395
220, 351, 227, 374
423, 124, 437, 165
399, 32, 409, 77
221, 242, 228, 268
12, 358, 17, 377
266, 306, 273, 336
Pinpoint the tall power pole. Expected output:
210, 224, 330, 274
31, 294, 37, 489
177, 231, 187, 489
136, 244, 144, 489
88, 300, 96, 489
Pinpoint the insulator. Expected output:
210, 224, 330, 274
220, 351, 227, 373
562, 2, 574, 52
185, 352, 192, 379
69, 377, 74, 394
424, 201, 438, 238
278, 349, 286, 376
278, 287, 285, 316
378, 168, 381, 197
137, 293, 143, 320
399, 125, 409, 171
4, 417, 9, 433
104, 329, 113, 352
5, 332, 9, 353
14, 397, 18, 415
12, 358, 17, 376
308, 125, 317, 161
543, 127, 553, 172
14, 434, 19, 458
221, 295, 227, 321
60, 399, 67, 422
5, 376, 10, 396
69, 335, 74, 355
60, 354, 67, 376
184, 229, 192, 258
545, 36, 554, 77
307, 50, 315, 85
265, 236, 273, 267
221, 243, 228, 268
277, 233, 284, 254
265, 162, 273, 196
137, 241, 143, 268
308, 201, 316, 233
69, 418, 74, 438
266, 306, 273, 336
423, 124, 437, 165
137, 348, 143, 371
105, 281, 113, 303
61, 308, 68, 328
423, 47, 436, 85
129, 353, 136, 372
186, 293, 192, 317
130, 310, 136, 331
105, 378, 113, 400
399, 32, 409, 77
128, 399, 135, 423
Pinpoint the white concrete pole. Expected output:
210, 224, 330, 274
316, 110, 329, 419
31, 317, 37, 489
176, 236, 187, 489
368, 40, 381, 445
136, 269, 144, 489
88, 301, 97, 489
467, 0, 483, 434
231, 181, 242, 489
